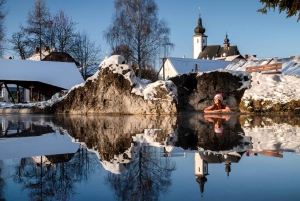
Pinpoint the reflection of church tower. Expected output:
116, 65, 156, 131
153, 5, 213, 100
225, 161, 231, 177
194, 153, 209, 197
193, 14, 207, 59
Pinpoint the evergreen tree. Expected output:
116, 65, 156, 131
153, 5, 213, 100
258, 0, 300, 21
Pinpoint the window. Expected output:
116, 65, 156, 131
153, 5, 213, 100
0, 88, 2, 97
8, 87, 18, 99
292, 63, 298, 68
197, 39, 199, 43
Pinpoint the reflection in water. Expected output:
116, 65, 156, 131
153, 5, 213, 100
11, 149, 99, 201
0, 114, 300, 200
240, 115, 300, 155
0, 115, 55, 137
0, 161, 5, 199
105, 147, 176, 201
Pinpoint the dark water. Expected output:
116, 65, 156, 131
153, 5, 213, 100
0, 113, 300, 201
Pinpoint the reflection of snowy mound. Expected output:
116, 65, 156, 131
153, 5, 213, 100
243, 123, 300, 153
94, 129, 178, 174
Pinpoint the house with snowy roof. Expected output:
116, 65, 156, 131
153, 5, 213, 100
226, 55, 300, 75
157, 57, 230, 80
0, 59, 84, 103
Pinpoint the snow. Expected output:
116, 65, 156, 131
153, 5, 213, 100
168, 57, 230, 74
226, 55, 300, 76
88, 55, 177, 101
1, 55, 300, 109
242, 73, 300, 103
0, 58, 84, 90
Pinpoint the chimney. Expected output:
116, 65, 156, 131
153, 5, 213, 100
244, 54, 249, 60
35, 47, 40, 54
44, 46, 50, 52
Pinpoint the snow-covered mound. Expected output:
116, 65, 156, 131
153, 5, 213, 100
240, 72, 300, 112
88, 55, 177, 101
243, 73, 300, 103
53, 55, 178, 115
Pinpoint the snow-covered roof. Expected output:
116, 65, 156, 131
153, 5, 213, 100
26, 47, 55, 61
226, 56, 300, 75
168, 57, 230, 74
0, 59, 84, 90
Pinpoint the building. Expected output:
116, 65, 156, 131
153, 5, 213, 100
157, 57, 230, 80
193, 15, 241, 60
226, 55, 300, 75
157, 14, 244, 80
0, 59, 84, 103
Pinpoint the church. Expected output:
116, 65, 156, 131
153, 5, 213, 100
157, 14, 241, 80
193, 15, 241, 60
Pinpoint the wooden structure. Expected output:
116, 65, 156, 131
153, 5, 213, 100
246, 63, 282, 74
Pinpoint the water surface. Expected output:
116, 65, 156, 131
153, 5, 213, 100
0, 113, 299, 201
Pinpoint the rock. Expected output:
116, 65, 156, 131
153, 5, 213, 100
169, 70, 250, 112
53, 55, 177, 115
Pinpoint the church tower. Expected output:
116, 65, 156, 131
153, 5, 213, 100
223, 32, 230, 50
193, 14, 207, 59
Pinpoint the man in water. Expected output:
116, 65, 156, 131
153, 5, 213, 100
204, 93, 231, 113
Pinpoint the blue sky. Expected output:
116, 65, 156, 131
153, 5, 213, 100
4, 0, 300, 62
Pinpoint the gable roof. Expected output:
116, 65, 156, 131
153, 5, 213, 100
198, 45, 220, 59
198, 45, 240, 60
166, 57, 230, 75
218, 46, 240, 57
42, 52, 80, 66
0, 59, 84, 90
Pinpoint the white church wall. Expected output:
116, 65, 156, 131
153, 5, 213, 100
193, 36, 203, 59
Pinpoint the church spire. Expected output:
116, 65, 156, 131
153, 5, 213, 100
223, 32, 230, 49
194, 8, 205, 35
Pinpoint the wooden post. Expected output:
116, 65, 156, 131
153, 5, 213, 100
17, 85, 20, 103
29, 86, 34, 102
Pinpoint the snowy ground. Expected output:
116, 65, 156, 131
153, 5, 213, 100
1, 55, 300, 109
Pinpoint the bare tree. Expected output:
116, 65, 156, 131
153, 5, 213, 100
111, 44, 133, 64
0, 0, 7, 57
104, 0, 174, 78
106, 147, 176, 201
71, 31, 101, 79
9, 31, 31, 59
49, 10, 77, 53
22, 0, 50, 59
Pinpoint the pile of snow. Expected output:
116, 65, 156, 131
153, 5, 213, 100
87, 55, 177, 101
243, 73, 300, 103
